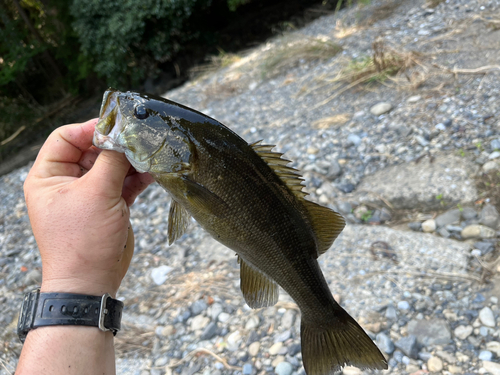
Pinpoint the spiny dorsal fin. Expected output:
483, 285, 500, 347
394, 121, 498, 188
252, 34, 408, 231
238, 256, 279, 308
250, 141, 308, 199
168, 200, 190, 245
303, 200, 346, 257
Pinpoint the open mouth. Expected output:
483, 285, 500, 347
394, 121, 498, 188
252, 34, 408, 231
92, 90, 125, 151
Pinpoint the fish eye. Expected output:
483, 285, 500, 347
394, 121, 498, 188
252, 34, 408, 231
134, 105, 149, 120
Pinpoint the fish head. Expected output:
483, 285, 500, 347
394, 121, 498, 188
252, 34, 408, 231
93, 88, 192, 174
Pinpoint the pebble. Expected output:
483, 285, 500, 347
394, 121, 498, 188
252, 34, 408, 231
421, 219, 436, 232
347, 134, 361, 147
226, 330, 242, 351
489, 151, 500, 159
407, 318, 451, 346
342, 366, 362, 375
479, 204, 500, 229
190, 300, 208, 316
245, 315, 260, 330
408, 222, 422, 231
454, 325, 473, 340
407, 95, 421, 103
243, 363, 252, 375
150, 265, 173, 285
385, 305, 398, 320
448, 365, 462, 374
269, 342, 283, 355
190, 315, 209, 331
427, 356, 443, 372
218, 312, 230, 323
275, 361, 293, 375
479, 350, 493, 361
200, 322, 218, 340
376, 332, 395, 354
281, 310, 295, 329
435, 209, 461, 227
248, 341, 260, 357
483, 160, 500, 172
479, 307, 496, 327
486, 341, 500, 356
397, 301, 410, 310
482, 361, 500, 375
461, 225, 496, 239
370, 102, 392, 116
394, 335, 418, 359
462, 207, 478, 220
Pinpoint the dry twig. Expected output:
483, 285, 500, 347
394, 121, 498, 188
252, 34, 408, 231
166, 348, 242, 371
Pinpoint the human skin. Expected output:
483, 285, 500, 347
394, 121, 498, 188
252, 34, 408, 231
17, 119, 155, 374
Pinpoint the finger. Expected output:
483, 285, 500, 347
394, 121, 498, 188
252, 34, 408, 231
84, 150, 131, 199
78, 147, 101, 171
33, 119, 99, 178
122, 172, 156, 206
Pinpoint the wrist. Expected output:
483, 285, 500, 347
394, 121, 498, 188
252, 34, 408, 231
41, 277, 119, 298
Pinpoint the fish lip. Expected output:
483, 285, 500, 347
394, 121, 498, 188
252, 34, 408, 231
92, 90, 128, 153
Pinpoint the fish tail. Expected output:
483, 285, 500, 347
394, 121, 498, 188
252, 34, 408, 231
300, 306, 387, 375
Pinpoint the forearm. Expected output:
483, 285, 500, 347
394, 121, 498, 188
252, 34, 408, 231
16, 326, 115, 374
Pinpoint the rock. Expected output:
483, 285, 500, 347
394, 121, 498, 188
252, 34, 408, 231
385, 305, 398, 320
483, 361, 500, 375
288, 343, 301, 356
338, 183, 355, 193
483, 160, 500, 172
370, 102, 392, 116
435, 208, 461, 227
486, 341, 500, 356
281, 310, 295, 329
218, 312, 230, 323
337, 201, 352, 215
422, 219, 436, 232
376, 332, 395, 354
407, 95, 421, 103
479, 204, 500, 229
190, 300, 208, 316
154, 357, 168, 367
462, 207, 478, 220
489, 151, 500, 159
448, 365, 462, 374
407, 318, 451, 346
397, 301, 410, 310
227, 330, 242, 351
150, 265, 173, 285
274, 330, 291, 343
209, 303, 223, 320
427, 356, 443, 372
479, 351, 493, 361
328, 161, 342, 179
275, 361, 293, 375
269, 342, 283, 355
436, 350, 456, 364
479, 307, 496, 327
347, 134, 361, 147
454, 325, 473, 340
435, 123, 446, 131
461, 225, 496, 239
243, 364, 252, 375
415, 135, 429, 147
437, 226, 450, 238
353, 155, 479, 210
190, 315, 209, 331
161, 325, 174, 337
491, 139, 500, 150
200, 322, 218, 340
394, 335, 418, 358
245, 315, 260, 330
249, 341, 260, 357
474, 241, 495, 256
342, 366, 363, 375
354, 205, 370, 220
272, 355, 285, 367
23, 269, 42, 286
408, 222, 422, 231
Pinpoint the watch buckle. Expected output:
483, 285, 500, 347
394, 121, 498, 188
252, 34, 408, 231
98, 293, 110, 332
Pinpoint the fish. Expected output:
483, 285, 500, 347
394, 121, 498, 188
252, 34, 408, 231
93, 88, 388, 375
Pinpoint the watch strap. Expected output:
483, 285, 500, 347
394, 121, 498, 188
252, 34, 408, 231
18, 290, 123, 343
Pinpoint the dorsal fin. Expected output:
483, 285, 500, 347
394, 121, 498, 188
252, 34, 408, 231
250, 141, 308, 199
303, 200, 346, 257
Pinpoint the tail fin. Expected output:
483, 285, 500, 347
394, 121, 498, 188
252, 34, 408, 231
301, 308, 388, 375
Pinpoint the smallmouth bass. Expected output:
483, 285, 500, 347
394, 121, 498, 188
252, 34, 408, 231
93, 88, 387, 375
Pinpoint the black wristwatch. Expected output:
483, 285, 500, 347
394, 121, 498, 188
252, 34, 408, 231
17, 289, 124, 343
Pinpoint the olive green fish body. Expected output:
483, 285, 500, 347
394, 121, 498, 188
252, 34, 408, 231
93, 89, 387, 375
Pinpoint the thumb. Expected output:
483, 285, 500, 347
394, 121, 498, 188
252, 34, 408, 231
85, 150, 131, 198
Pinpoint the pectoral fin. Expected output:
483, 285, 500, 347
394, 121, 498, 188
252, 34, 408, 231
167, 200, 190, 245
181, 177, 228, 216
238, 256, 279, 308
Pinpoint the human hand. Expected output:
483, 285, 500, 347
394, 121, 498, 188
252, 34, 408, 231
23, 119, 155, 297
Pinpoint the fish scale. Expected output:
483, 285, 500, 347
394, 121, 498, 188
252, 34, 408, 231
93, 88, 387, 375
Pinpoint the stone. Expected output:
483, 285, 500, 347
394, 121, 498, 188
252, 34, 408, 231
408, 222, 422, 231
218, 312, 230, 323
161, 325, 174, 336
155, 357, 168, 367
407, 95, 421, 103
190, 300, 208, 316
370, 102, 393, 116
376, 332, 395, 354
483, 361, 500, 375
337, 201, 352, 214
461, 207, 478, 220
454, 325, 473, 340
353, 155, 479, 210
448, 365, 462, 374
347, 134, 362, 147
275, 361, 293, 375
150, 265, 173, 285
209, 303, 223, 320
435, 209, 461, 227
328, 161, 342, 179
249, 341, 260, 356
479, 307, 496, 327
407, 319, 451, 346
245, 315, 260, 330
385, 305, 398, 320
486, 341, 500, 356
269, 342, 283, 355
427, 356, 443, 372
274, 330, 291, 343
479, 351, 493, 361
272, 355, 285, 367
489, 151, 500, 159
474, 241, 495, 256
398, 301, 410, 310
491, 139, 500, 150
288, 343, 301, 356
479, 204, 500, 229
243, 364, 252, 375
342, 366, 363, 375
190, 315, 209, 331
200, 322, 218, 340
227, 330, 242, 351
395, 335, 418, 358
422, 219, 436, 232
461, 225, 496, 239
483, 160, 500, 172
281, 310, 296, 329
23, 269, 42, 286
436, 350, 456, 364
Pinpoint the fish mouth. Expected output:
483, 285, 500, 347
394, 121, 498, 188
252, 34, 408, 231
92, 89, 127, 152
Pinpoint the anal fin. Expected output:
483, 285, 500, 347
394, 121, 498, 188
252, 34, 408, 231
168, 200, 190, 245
238, 256, 279, 309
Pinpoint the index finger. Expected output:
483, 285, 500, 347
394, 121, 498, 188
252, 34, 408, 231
32, 119, 99, 178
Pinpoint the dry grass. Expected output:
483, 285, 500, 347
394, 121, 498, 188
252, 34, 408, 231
312, 114, 351, 128
189, 49, 242, 78
426, 0, 446, 8
261, 35, 342, 78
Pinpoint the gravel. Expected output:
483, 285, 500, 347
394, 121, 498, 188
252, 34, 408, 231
1, 0, 500, 374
